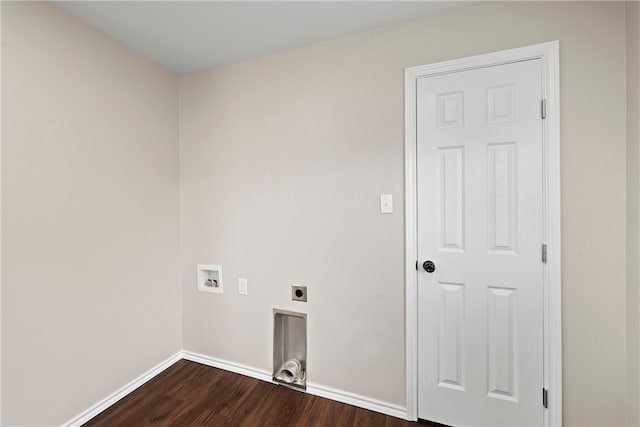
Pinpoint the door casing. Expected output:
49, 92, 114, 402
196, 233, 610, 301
404, 41, 561, 426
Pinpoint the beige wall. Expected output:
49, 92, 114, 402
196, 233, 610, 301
1, 2, 181, 425
180, 2, 629, 425
627, 2, 640, 426
0, 1, 635, 426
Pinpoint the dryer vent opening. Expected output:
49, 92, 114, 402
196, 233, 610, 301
273, 309, 306, 390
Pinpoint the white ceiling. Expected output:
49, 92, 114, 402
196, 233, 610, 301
54, 1, 472, 75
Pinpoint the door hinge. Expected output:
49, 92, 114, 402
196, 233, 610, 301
416, 260, 418, 271
542, 244, 548, 263
541, 99, 547, 119
542, 388, 548, 409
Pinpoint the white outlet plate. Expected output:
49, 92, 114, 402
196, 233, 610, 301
238, 278, 248, 295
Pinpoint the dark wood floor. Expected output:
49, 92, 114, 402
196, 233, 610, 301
83, 359, 442, 426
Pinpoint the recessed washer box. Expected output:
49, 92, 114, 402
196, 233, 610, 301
197, 264, 223, 294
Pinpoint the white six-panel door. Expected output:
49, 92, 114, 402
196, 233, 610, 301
417, 59, 544, 426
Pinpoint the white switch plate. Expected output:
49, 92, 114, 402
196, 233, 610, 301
238, 278, 248, 295
380, 194, 393, 214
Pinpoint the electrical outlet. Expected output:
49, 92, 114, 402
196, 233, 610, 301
292, 285, 307, 302
238, 278, 248, 295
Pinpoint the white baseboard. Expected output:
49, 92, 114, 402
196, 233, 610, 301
64, 350, 408, 425
63, 351, 183, 427
181, 350, 272, 383
306, 383, 407, 420
182, 350, 407, 420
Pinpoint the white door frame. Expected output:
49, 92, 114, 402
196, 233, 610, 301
404, 41, 561, 426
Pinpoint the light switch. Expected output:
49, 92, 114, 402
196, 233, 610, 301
380, 194, 393, 214
238, 278, 248, 295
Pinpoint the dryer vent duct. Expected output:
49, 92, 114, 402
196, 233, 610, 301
275, 358, 304, 384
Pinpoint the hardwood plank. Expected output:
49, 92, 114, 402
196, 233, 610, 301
83, 360, 444, 426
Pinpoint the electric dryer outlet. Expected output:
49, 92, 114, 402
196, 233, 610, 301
291, 285, 307, 302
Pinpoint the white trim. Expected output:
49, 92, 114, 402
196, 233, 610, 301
306, 383, 407, 420
181, 350, 272, 383
542, 40, 563, 427
182, 350, 408, 419
404, 41, 562, 426
0, 2, 4, 423
64, 350, 410, 425
404, 57, 419, 422
63, 351, 183, 427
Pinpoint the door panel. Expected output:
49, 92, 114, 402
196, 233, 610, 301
417, 59, 543, 426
